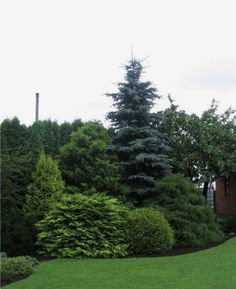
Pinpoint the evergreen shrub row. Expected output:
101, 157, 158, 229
36, 193, 175, 258
35, 175, 225, 258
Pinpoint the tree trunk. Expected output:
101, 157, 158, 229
203, 181, 208, 198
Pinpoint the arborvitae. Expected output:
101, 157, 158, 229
107, 58, 171, 204
26, 153, 64, 222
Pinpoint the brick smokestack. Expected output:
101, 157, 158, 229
35, 93, 39, 121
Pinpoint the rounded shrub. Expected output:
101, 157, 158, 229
36, 193, 128, 258
0, 256, 34, 282
126, 207, 174, 255
153, 174, 224, 247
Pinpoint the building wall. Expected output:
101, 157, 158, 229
215, 177, 236, 216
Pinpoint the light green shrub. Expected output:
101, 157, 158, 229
126, 207, 174, 254
36, 193, 128, 258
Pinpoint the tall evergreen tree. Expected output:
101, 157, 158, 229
1, 118, 35, 255
107, 58, 171, 204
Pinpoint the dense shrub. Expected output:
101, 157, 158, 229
126, 208, 174, 254
0, 256, 34, 282
152, 174, 224, 247
59, 122, 128, 198
36, 193, 128, 258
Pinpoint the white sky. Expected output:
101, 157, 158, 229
1, 0, 236, 126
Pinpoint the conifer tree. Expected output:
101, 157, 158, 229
26, 153, 64, 222
59, 122, 127, 197
107, 58, 171, 204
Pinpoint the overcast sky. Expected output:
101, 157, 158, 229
1, 0, 236, 126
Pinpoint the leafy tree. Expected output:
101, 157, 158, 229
26, 153, 64, 222
59, 122, 126, 197
198, 101, 236, 195
107, 58, 171, 204
160, 96, 200, 181
161, 98, 236, 195
150, 174, 224, 247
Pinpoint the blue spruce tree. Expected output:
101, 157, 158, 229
107, 58, 171, 204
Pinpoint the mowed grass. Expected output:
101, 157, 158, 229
4, 237, 236, 289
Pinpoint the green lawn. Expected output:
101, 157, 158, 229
4, 237, 236, 289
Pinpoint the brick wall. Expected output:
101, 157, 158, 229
215, 177, 236, 216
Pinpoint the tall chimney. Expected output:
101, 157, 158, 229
35, 93, 39, 121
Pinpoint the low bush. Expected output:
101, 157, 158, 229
126, 207, 174, 255
36, 193, 128, 258
0, 256, 34, 282
152, 174, 224, 247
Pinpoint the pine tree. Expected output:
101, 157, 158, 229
107, 58, 171, 204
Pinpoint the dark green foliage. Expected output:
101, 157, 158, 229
152, 174, 224, 247
59, 119, 83, 147
0, 117, 83, 256
40, 120, 60, 156
126, 207, 174, 254
0, 252, 8, 260
107, 59, 171, 204
0, 147, 34, 256
160, 98, 200, 180
26, 153, 64, 222
221, 216, 236, 233
36, 193, 128, 258
0, 256, 34, 282
27, 119, 83, 158
0, 117, 29, 152
60, 122, 127, 197
27, 122, 44, 169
